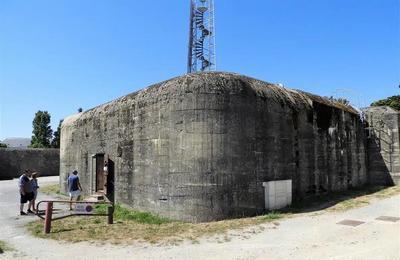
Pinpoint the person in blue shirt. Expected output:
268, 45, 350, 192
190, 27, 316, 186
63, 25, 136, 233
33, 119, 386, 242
67, 170, 83, 210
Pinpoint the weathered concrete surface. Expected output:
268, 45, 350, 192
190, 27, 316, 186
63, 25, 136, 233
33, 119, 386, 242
0, 148, 60, 179
60, 72, 368, 222
363, 106, 400, 185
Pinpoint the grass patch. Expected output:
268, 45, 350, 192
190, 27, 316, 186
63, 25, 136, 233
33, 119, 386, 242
95, 204, 170, 225
40, 184, 63, 196
27, 203, 285, 245
0, 240, 13, 254
26, 185, 400, 245
262, 212, 282, 220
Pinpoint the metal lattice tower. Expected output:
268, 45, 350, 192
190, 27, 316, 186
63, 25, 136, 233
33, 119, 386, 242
187, 0, 216, 73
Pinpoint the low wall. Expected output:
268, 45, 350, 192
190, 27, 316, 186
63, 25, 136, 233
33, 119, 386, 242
0, 148, 60, 180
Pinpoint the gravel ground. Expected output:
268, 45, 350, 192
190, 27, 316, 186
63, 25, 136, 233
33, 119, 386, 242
0, 176, 399, 260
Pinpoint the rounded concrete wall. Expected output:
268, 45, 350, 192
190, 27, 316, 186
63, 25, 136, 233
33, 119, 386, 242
61, 72, 367, 222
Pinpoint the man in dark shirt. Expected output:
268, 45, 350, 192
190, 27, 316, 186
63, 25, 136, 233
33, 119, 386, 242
67, 170, 83, 210
19, 169, 33, 215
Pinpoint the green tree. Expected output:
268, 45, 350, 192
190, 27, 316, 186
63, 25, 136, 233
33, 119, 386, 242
371, 95, 400, 111
51, 119, 63, 148
0, 143, 7, 148
30, 111, 53, 148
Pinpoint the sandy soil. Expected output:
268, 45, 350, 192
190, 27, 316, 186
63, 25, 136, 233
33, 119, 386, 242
1, 177, 399, 260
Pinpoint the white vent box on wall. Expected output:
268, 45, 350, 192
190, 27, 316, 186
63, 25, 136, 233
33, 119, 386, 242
262, 180, 292, 210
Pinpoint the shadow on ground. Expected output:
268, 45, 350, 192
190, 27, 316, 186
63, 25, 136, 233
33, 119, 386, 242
281, 185, 395, 214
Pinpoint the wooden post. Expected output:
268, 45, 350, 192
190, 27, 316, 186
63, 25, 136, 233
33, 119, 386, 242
44, 202, 53, 234
107, 205, 114, 224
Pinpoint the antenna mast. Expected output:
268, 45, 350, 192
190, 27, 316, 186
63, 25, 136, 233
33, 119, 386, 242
187, 0, 216, 73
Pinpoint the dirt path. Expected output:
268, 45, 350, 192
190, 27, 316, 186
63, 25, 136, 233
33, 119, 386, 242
1, 177, 399, 260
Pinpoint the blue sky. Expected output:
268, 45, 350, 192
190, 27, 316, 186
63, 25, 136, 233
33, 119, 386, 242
0, 0, 399, 140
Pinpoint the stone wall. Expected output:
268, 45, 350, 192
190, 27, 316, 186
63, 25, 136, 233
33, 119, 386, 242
0, 148, 60, 180
363, 106, 400, 185
61, 72, 368, 222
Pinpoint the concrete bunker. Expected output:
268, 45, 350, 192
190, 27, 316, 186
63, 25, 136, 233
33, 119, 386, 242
60, 72, 368, 222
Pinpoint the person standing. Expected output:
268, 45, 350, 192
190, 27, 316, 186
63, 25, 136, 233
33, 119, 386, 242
30, 172, 40, 213
18, 169, 34, 215
67, 170, 83, 210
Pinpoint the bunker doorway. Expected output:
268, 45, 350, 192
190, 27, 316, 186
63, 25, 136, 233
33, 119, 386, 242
93, 153, 115, 203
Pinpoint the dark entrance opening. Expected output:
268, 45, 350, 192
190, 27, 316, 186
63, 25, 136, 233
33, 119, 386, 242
93, 153, 115, 202
106, 159, 115, 203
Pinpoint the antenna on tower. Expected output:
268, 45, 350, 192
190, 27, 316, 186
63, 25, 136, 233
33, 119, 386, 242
187, 0, 216, 73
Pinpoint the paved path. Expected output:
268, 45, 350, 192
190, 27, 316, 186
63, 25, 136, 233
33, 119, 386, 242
0, 177, 399, 260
